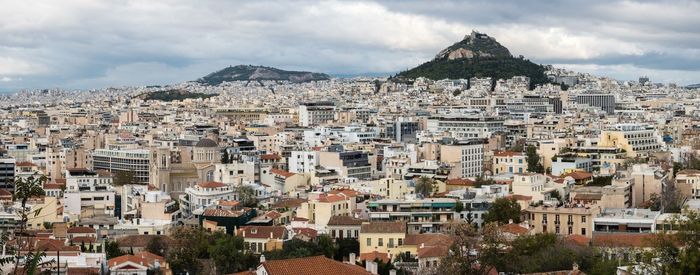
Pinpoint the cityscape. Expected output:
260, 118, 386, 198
1, 1, 700, 275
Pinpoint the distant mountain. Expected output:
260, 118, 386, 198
197, 65, 330, 85
394, 31, 549, 89
686, 83, 700, 89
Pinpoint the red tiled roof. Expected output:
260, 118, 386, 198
261, 255, 370, 275
43, 183, 65, 190
203, 208, 245, 217
562, 171, 594, 180
292, 217, 309, 222
494, 151, 522, 157
404, 234, 453, 247
318, 194, 347, 203
327, 215, 365, 226
293, 228, 318, 239
198, 181, 226, 188
67, 226, 96, 234
499, 223, 529, 235
71, 236, 97, 244
592, 233, 655, 248
361, 222, 405, 234
446, 178, 476, 186
359, 251, 390, 263
328, 188, 360, 197
261, 154, 282, 161
117, 235, 173, 248
108, 251, 165, 270
417, 245, 449, 258
271, 168, 295, 178
563, 234, 590, 246
237, 226, 286, 239
16, 161, 36, 167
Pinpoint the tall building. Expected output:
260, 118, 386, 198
440, 139, 485, 178
298, 101, 336, 127
92, 148, 150, 184
575, 93, 616, 114
0, 156, 16, 191
426, 115, 505, 139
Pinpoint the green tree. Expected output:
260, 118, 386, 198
526, 145, 544, 173
146, 236, 169, 256
455, 201, 464, 213
236, 186, 258, 207
166, 227, 210, 274
105, 240, 125, 259
317, 235, 336, 259
483, 197, 521, 225
649, 211, 700, 274
221, 149, 230, 164
11, 174, 49, 272
208, 234, 256, 274
334, 239, 359, 261
113, 170, 136, 186
474, 175, 495, 187
414, 176, 435, 198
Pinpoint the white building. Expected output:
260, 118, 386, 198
298, 101, 336, 127
182, 181, 236, 216
289, 151, 319, 174
63, 168, 116, 217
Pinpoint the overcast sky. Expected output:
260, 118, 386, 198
1, 0, 699, 91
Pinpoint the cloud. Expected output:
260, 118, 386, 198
0, 0, 699, 91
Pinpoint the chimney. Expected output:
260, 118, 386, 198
390, 269, 397, 275
260, 254, 266, 263
349, 253, 356, 264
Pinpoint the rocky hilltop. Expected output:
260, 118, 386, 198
395, 31, 549, 89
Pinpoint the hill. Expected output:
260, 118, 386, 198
395, 31, 549, 89
197, 65, 330, 85
138, 89, 216, 101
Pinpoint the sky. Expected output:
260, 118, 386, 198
1, 0, 699, 92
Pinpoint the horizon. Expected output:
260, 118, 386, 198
1, 0, 700, 92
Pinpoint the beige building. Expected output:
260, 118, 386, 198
511, 173, 559, 202
439, 139, 485, 178
526, 205, 601, 238
599, 124, 664, 158
676, 169, 700, 199
359, 221, 408, 257
297, 192, 356, 229
492, 151, 527, 174
630, 164, 667, 207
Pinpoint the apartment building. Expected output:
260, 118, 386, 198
367, 198, 457, 234
526, 205, 600, 238
492, 151, 527, 174
92, 148, 150, 184
439, 139, 485, 178
299, 101, 336, 127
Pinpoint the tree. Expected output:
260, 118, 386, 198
105, 241, 125, 259
208, 234, 256, 274
474, 175, 495, 188
236, 186, 258, 207
526, 145, 544, 173
113, 170, 136, 186
221, 149, 230, 164
11, 174, 49, 273
334, 239, 359, 261
648, 211, 700, 274
415, 176, 435, 198
167, 227, 210, 274
317, 235, 336, 259
455, 201, 464, 213
146, 236, 169, 256
437, 221, 490, 274
482, 197, 521, 225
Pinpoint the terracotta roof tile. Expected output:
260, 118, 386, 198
271, 168, 295, 178
361, 221, 406, 234
327, 215, 365, 226
237, 226, 286, 239
198, 181, 226, 188
261, 255, 370, 275
359, 251, 390, 263
592, 233, 655, 248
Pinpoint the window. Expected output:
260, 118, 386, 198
388, 238, 394, 248
398, 238, 403, 246
378, 238, 383, 247
366, 238, 371, 246
581, 228, 586, 236
581, 216, 587, 223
